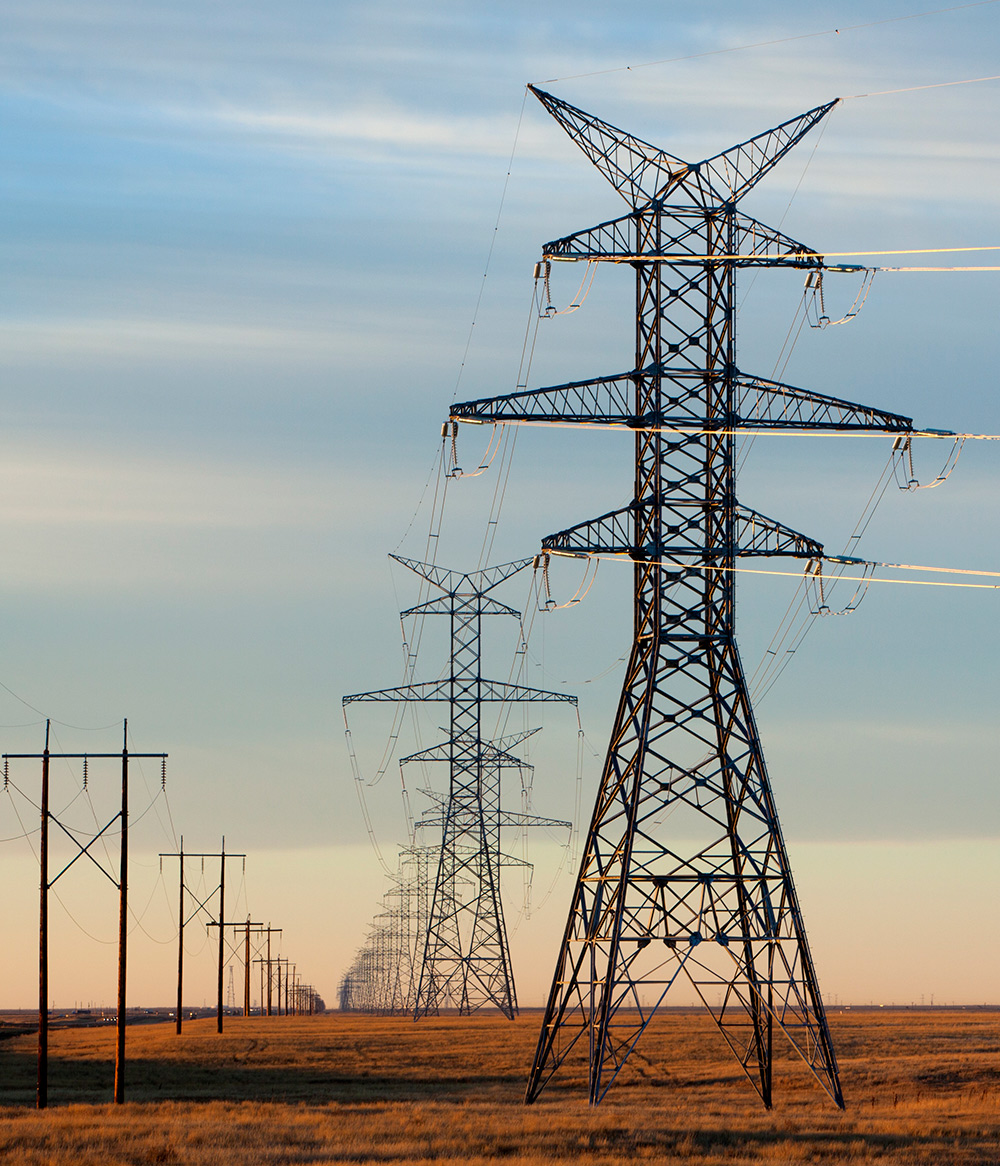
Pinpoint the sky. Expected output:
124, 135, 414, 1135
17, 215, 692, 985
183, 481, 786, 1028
0, 0, 998, 1012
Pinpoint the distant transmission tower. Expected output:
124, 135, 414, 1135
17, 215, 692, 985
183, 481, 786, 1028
451, 88, 914, 1105
344, 555, 576, 1018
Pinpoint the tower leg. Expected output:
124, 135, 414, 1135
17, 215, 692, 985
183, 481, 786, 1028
526, 629, 843, 1107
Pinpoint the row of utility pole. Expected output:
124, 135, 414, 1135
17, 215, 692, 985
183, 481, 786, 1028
3, 720, 322, 1112
158, 838, 320, 1031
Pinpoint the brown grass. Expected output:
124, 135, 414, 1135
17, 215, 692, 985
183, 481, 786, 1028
0, 1009, 998, 1163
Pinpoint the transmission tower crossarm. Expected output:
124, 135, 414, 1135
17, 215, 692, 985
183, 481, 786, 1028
452, 371, 637, 425
735, 373, 914, 432
527, 84, 690, 206
419, 808, 572, 831
403, 738, 536, 770
482, 680, 577, 705
345, 679, 574, 704
343, 681, 449, 704
528, 85, 838, 209
695, 98, 840, 205
390, 554, 533, 595
730, 214, 826, 267
452, 368, 912, 435
538, 503, 821, 559
735, 508, 824, 558
401, 596, 521, 619
540, 211, 821, 267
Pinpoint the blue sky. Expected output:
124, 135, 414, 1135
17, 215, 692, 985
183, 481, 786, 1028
0, 0, 998, 1008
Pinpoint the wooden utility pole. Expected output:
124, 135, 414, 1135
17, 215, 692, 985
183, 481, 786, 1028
175, 838, 184, 1034
114, 720, 128, 1105
207, 917, 267, 1023
264, 926, 281, 1015
252, 925, 283, 1018
37, 721, 50, 1110
243, 919, 251, 1015
217, 838, 225, 1034
4, 720, 167, 1108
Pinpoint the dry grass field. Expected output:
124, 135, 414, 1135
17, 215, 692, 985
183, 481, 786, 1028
0, 1008, 998, 1164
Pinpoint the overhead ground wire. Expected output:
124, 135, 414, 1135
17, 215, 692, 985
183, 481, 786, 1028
536, 2, 1000, 83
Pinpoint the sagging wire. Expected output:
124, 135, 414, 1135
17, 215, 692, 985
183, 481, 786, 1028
477, 423, 519, 570
737, 290, 811, 477
444, 420, 505, 479
803, 268, 876, 328
393, 441, 447, 555
4, 778, 40, 849
480, 562, 586, 918
450, 271, 546, 570
572, 726, 587, 865
892, 433, 966, 490
534, 551, 600, 610
738, 111, 832, 318
452, 87, 529, 399
507, 826, 574, 939
126, 723, 176, 849
357, 437, 452, 856
536, 258, 598, 317
469, 264, 554, 571
748, 500, 975, 696
802, 555, 877, 616
7, 756, 168, 947
396, 758, 417, 845
127, 866, 176, 945
343, 707, 393, 878
0, 784, 113, 958
456, 415, 1000, 442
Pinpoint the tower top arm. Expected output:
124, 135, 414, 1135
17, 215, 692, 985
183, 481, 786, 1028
390, 553, 532, 596
528, 85, 838, 208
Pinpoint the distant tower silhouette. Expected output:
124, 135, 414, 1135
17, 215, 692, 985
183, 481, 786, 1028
344, 555, 576, 1017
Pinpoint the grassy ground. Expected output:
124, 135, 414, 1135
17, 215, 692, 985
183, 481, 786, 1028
0, 1009, 998, 1163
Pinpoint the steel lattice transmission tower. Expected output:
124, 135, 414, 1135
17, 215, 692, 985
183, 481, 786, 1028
450, 88, 914, 1105
344, 555, 577, 1018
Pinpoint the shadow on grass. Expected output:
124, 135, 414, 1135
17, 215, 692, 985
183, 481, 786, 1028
0, 1044, 520, 1107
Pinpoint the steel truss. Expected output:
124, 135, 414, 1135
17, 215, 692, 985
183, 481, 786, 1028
344, 555, 576, 1018
450, 87, 915, 1105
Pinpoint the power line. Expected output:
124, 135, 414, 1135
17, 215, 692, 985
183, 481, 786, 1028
537, 2, 1000, 83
